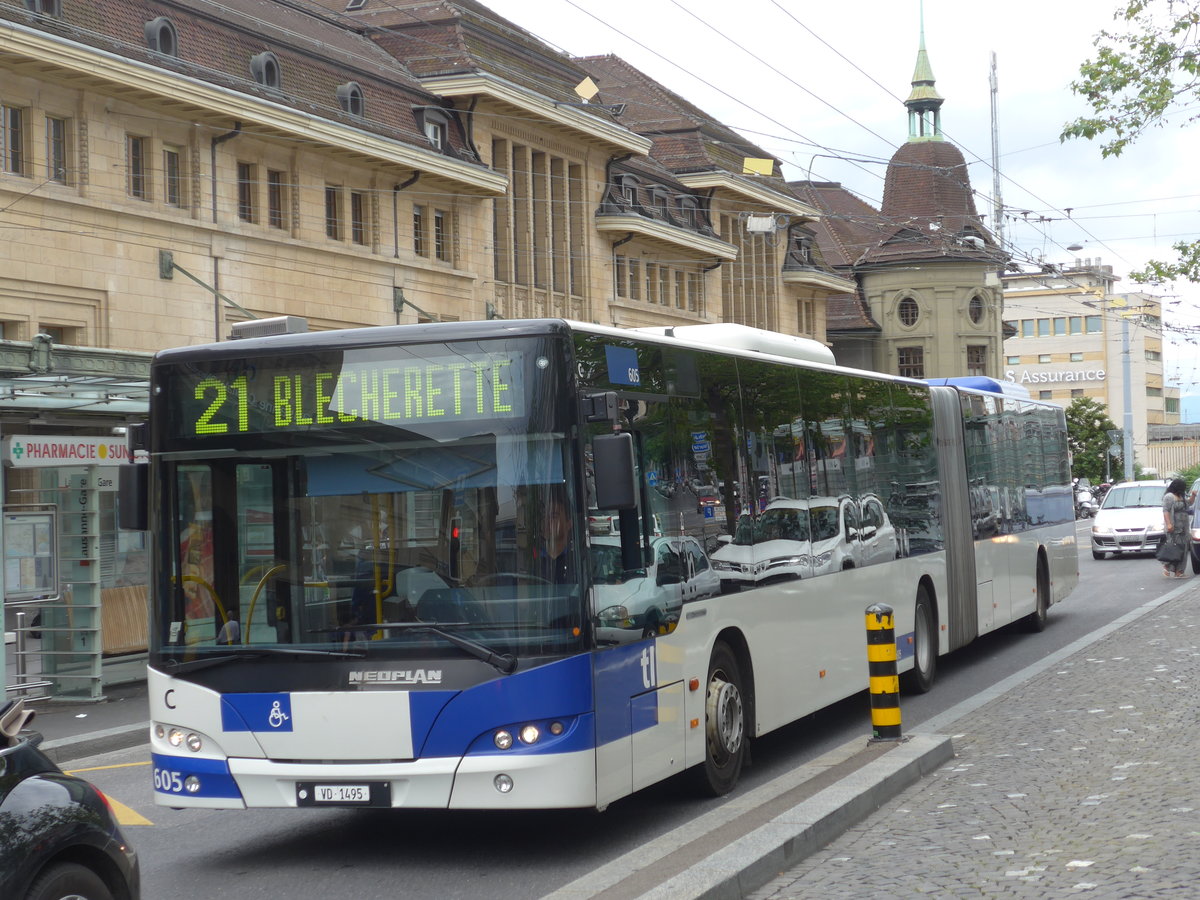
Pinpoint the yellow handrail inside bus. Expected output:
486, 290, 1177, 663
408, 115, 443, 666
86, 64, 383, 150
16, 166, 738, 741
243, 564, 287, 644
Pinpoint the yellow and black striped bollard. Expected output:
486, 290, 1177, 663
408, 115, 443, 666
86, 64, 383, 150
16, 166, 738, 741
865, 602, 902, 741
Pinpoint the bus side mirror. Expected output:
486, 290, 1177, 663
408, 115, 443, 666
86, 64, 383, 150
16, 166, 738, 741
118, 464, 148, 531
592, 432, 636, 510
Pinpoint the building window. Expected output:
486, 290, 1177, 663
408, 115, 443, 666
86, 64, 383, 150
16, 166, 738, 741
423, 115, 447, 150
1070, 352, 1084, 362
968, 295, 984, 324
325, 185, 343, 240
25, 0, 62, 15
897, 346, 925, 378
250, 52, 281, 89
237, 162, 255, 222
1054, 317, 1067, 336
659, 266, 670, 305
267, 170, 287, 228
1069, 316, 1082, 334
163, 145, 184, 206
690, 272, 703, 313
1006, 355, 1020, 365
645, 263, 657, 304
351, 191, 368, 245
967, 345, 986, 376
144, 17, 178, 55
1039, 390, 1053, 400
38, 323, 75, 343
614, 255, 626, 298
675, 271, 685, 308
1071, 389, 1084, 398
126, 135, 148, 199
45, 115, 68, 183
1166, 397, 1180, 414
2, 105, 26, 175
1037, 318, 1050, 337
433, 209, 450, 261
1147, 387, 1163, 398
413, 205, 426, 256
1145, 349, 1162, 361
898, 296, 919, 327
491, 139, 584, 299
336, 82, 365, 117
1085, 315, 1102, 333
1021, 319, 1034, 338
1038, 354, 1052, 364
628, 259, 640, 300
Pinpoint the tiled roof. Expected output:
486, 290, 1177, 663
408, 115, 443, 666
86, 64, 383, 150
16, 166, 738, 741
8, 0, 450, 150
575, 54, 778, 177
826, 290, 881, 333
881, 140, 980, 223
789, 182, 891, 270
307, 0, 596, 105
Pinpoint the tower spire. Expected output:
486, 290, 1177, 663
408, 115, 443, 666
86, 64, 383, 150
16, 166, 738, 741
906, 0, 944, 142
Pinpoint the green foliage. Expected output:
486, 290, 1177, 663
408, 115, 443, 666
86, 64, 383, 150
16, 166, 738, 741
1065, 397, 1123, 483
1062, 1, 1200, 282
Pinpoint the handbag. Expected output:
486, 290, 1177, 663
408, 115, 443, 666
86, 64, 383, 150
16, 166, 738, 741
1156, 538, 1184, 564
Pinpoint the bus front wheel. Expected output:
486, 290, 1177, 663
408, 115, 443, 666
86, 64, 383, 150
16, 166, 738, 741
691, 641, 745, 797
903, 586, 937, 694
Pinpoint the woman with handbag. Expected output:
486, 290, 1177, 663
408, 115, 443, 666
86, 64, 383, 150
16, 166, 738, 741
1159, 478, 1193, 578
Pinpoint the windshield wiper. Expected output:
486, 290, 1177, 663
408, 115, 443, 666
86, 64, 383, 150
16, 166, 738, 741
158, 646, 366, 675
362, 622, 518, 675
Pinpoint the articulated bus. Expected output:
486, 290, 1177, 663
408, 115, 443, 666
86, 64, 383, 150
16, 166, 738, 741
126, 318, 1077, 811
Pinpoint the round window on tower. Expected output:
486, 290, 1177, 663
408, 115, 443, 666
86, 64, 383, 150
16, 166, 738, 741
969, 295, 985, 325
898, 296, 919, 327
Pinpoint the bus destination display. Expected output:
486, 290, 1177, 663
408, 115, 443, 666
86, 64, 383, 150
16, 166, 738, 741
178, 350, 525, 439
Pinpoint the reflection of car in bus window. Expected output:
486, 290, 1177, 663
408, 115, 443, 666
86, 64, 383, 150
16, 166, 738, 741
711, 500, 812, 590
592, 535, 719, 641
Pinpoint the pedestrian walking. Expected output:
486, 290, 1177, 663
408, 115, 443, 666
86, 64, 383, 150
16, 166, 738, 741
1159, 477, 1193, 578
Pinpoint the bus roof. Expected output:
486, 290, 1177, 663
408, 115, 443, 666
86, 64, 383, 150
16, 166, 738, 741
925, 376, 1032, 399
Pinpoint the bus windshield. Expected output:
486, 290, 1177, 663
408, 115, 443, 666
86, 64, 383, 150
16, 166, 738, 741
151, 334, 584, 665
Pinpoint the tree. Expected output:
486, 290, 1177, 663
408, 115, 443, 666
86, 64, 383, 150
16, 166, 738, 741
1061, 1, 1200, 281
1065, 397, 1123, 483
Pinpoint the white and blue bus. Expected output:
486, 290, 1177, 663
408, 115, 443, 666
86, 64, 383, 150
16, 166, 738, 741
126, 318, 1076, 810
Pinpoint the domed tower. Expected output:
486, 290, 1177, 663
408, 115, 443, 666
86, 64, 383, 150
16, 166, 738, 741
856, 16, 1006, 380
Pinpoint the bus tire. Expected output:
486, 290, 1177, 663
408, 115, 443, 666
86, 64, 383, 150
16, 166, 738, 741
1022, 558, 1050, 633
903, 586, 936, 694
691, 641, 745, 796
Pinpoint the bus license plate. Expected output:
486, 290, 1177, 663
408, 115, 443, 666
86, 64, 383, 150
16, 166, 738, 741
296, 782, 390, 807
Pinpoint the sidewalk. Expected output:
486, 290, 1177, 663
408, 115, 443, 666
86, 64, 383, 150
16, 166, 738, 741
749, 578, 1200, 899
4, 636, 150, 764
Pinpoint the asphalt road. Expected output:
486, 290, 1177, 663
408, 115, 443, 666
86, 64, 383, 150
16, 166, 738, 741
68, 518, 1163, 900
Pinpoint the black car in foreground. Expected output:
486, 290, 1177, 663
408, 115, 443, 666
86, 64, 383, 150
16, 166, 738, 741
0, 699, 140, 900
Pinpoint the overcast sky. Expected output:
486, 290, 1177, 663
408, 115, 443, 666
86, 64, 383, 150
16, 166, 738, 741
481, 0, 1200, 401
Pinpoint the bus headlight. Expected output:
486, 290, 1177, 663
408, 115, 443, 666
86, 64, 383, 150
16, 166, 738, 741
184, 776, 202, 793
185, 733, 203, 753
519, 724, 540, 745
494, 730, 514, 750
168, 728, 184, 747
494, 774, 514, 793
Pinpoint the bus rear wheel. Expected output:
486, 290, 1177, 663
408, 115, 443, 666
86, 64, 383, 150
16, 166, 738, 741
903, 586, 936, 694
1022, 558, 1050, 633
691, 641, 745, 796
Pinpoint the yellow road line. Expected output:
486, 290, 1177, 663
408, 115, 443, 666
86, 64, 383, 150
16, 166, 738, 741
106, 796, 153, 827
64, 760, 154, 826
65, 761, 151, 775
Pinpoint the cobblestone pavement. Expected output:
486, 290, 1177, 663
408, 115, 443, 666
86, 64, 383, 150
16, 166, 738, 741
749, 585, 1200, 899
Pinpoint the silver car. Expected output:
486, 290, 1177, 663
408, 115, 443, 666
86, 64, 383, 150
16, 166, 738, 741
1090, 479, 1170, 560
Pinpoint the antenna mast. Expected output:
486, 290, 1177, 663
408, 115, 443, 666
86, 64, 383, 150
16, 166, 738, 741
990, 51, 1005, 250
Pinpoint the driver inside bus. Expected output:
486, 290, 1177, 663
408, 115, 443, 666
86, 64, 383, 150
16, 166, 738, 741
515, 486, 575, 584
